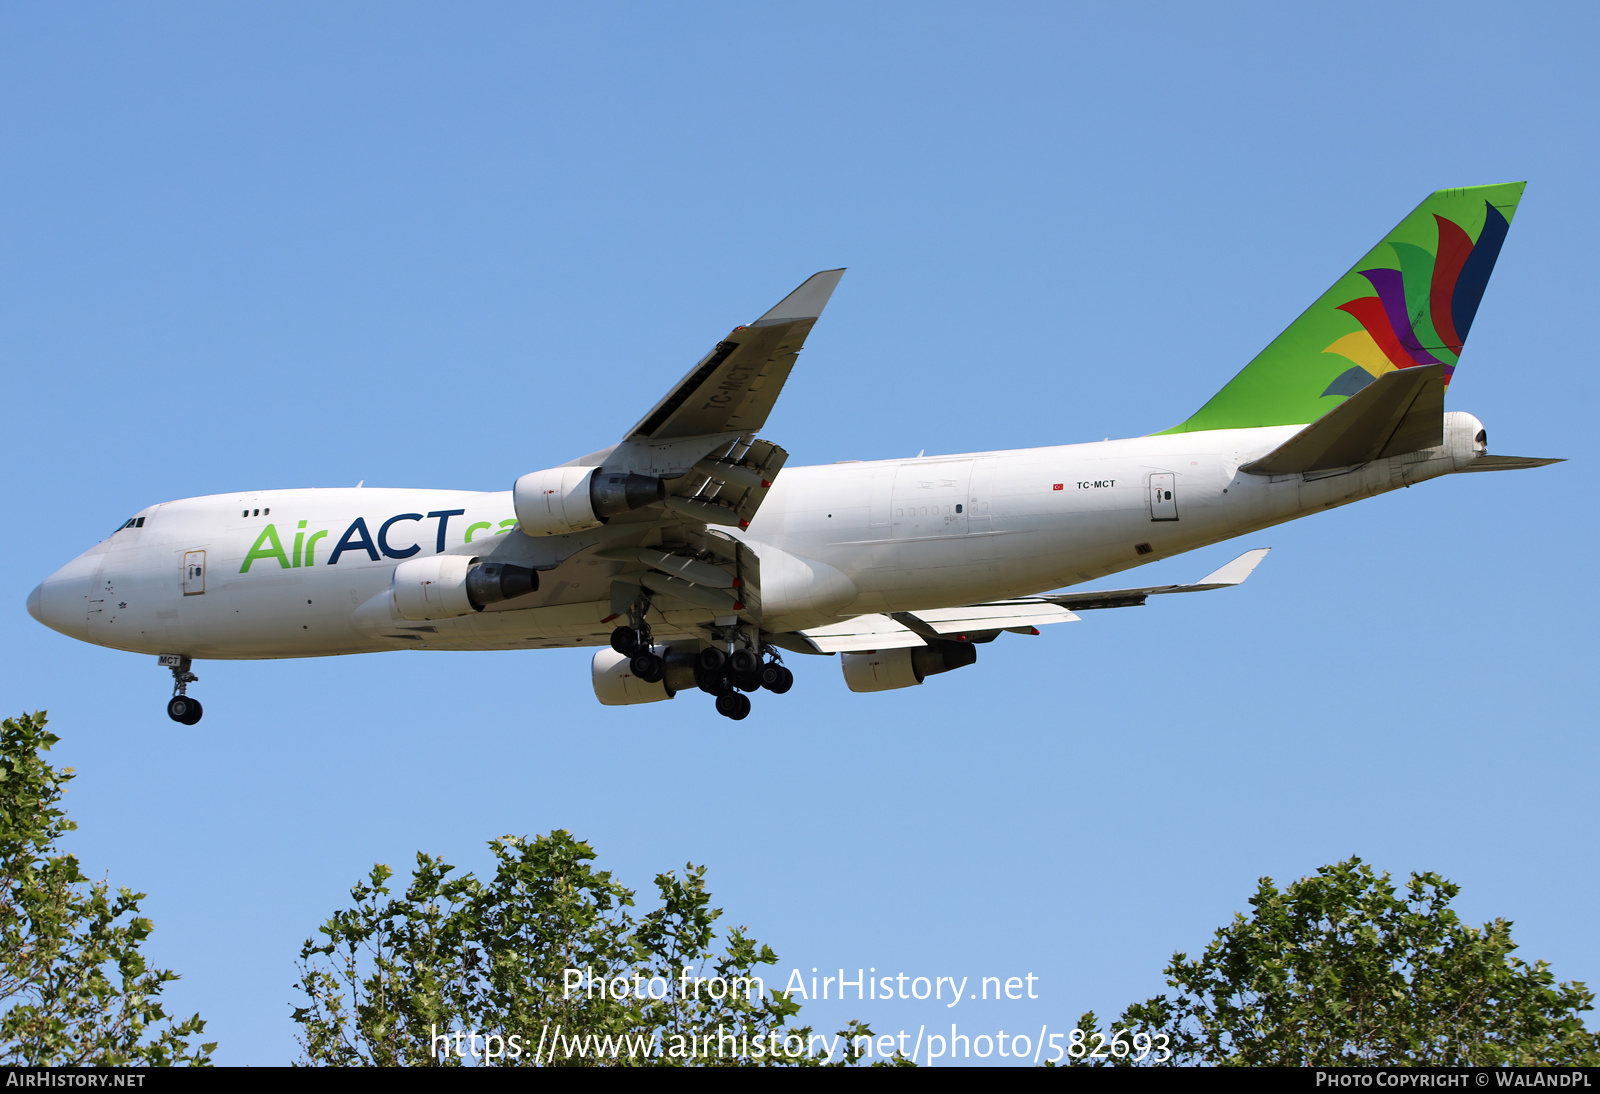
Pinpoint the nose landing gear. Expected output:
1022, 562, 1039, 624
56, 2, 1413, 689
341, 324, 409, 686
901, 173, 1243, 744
159, 654, 202, 725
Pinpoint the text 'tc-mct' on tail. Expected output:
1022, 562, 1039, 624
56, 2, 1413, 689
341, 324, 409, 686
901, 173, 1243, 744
1160, 181, 1525, 435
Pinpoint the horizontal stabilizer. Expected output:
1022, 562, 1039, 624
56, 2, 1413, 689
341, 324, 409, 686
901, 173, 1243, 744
1241, 365, 1448, 475
1454, 454, 1565, 473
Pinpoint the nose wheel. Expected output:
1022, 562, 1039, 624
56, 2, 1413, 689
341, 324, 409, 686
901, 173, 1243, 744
159, 654, 203, 725
167, 695, 203, 725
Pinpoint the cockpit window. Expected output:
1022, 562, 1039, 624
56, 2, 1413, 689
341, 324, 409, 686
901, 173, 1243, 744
111, 517, 147, 534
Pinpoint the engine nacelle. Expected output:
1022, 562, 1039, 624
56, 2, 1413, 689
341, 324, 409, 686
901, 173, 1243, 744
512, 466, 666, 536
392, 555, 539, 621
841, 640, 978, 693
592, 647, 675, 705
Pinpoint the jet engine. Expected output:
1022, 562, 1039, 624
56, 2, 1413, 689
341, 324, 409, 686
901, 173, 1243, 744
841, 640, 978, 693
512, 466, 666, 536
392, 555, 539, 621
592, 646, 705, 705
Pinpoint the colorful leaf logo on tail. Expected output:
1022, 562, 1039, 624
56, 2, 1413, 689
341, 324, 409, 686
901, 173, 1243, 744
1159, 182, 1523, 435
1319, 202, 1512, 398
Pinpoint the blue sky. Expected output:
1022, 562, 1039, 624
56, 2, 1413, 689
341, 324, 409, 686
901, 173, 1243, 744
2, 1, 1595, 1065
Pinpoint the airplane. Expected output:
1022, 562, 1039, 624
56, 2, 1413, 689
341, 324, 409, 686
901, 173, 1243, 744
26, 182, 1559, 724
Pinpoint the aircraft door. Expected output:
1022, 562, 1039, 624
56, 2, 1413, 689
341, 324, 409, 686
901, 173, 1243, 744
1149, 474, 1178, 521
183, 551, 206, 595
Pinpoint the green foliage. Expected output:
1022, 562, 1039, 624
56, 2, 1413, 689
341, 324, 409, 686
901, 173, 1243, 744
293, 830, 902, 1066
1065, 857, 1600, 1067
0, 712, 213, 1065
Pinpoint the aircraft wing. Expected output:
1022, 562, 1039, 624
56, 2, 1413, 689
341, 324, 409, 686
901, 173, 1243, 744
581, 270, 845, 537
626, 269, 846, 441
792, 549, 1269, 652
1042, 548, 1271, 610
535, 272, 848, 633
795, 604, 1081, 654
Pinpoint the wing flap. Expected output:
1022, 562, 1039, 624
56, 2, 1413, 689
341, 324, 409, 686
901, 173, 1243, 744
900, 602, 1078, 634
800, 614, 927, 653
667, 436, 789, 529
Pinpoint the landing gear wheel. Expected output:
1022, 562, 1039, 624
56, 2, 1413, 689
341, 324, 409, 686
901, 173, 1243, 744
697, 647, 727, 674
630, 652, 664, 682
167, 696, 203, 725
715, 691, 751, 720
761, 665, 794, 694
610, 626, 641, 655
727, 648, 759, 678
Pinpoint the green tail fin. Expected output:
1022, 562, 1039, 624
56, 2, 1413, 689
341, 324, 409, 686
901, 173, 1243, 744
1160, 182, 1525, 434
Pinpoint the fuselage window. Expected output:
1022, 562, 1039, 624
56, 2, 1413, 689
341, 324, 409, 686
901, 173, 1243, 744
242, 510, 248, 518
253, 509, 259, 517
956, 504, 963, 513
263, 508, 270, 515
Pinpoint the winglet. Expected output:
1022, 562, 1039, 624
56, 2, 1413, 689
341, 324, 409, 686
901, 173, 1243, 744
755, 269, 846, 324
1189, 548, 1271, 590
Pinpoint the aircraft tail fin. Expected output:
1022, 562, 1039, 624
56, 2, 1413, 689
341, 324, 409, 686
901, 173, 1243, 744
1161, 182, 1525, 435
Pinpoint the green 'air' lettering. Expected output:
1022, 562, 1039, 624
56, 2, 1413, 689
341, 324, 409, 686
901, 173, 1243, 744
241, 524, 290, 572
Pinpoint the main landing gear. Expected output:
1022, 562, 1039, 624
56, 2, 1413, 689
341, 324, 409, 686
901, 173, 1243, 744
607, 625, 793, 721
691, 644, 793, 722
159, 655, 202, 725
611, 625, 667, 683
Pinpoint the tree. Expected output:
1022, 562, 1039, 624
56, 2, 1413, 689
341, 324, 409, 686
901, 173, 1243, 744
0, 712, 214, 1065
293, 830, 904, 1066
1062, 857, 1600, 1067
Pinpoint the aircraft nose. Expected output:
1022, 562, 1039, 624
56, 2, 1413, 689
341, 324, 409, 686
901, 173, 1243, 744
27, 554, 100, 640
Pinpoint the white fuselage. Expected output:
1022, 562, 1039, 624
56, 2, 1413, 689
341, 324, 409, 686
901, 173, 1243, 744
27, 415, 1486, 661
